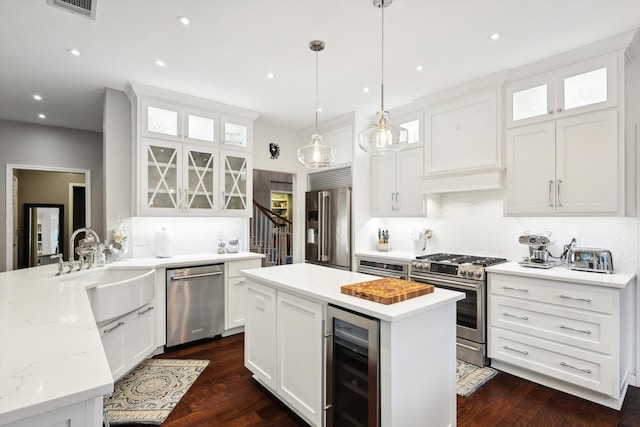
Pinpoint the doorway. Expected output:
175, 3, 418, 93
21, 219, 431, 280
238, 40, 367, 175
6, 165, 90, 270
252, 170, 294, 265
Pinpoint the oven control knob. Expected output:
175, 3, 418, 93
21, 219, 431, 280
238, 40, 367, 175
460, 270, 468, 277
474, 271, 483, 279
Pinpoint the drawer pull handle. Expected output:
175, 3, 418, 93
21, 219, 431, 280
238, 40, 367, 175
560, 324, 592, 334
138, 306, 154, 316
503, 345, 528, 355
503, 312, 529, 321
560, 361, 592, 374
560, 294, 592, 303
103, 321, 125, 335
503, 286, 529, 293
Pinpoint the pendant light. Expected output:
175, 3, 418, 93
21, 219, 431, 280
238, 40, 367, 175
297, 40, 335, 168
358, 0, 408, 155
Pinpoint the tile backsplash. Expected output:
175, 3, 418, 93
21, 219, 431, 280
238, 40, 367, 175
368, 191, 638, 273
130, 216, 247, 258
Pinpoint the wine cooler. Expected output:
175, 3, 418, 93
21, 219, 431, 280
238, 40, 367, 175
325, 305, 379, 427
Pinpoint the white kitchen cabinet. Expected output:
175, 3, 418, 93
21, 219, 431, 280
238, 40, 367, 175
488, 271, 634, 409
505, 108, 618, 215
224, 258, 262, 331
127, 83, 259, 217
3, 397, 103, 427
506, 55, 617, 128
371, 145, 425, 216
220, 149, 251, 214
276, 292, 324, 427
99, 302, 156, 381
424, 89, 499, 175
141, 139, 218, 215
245, 279, 325, 427
245, 281, 277, 390
321, 124, 353, 166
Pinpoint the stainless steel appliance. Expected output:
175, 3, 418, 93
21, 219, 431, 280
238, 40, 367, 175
356, 256, 409, 279
166, 264, 224, 347
410, 253, 507, 366
326, 305, 379, 427
518, 233, 553, 268
570, 247, 614, 273
305, 187, 351, 270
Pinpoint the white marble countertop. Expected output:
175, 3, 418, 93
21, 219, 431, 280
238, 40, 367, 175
0, 252, 263, 425
242, 263, 464, 323
486, 262, 636, 288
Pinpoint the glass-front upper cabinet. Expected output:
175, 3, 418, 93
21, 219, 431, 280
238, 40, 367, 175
142, 140, 182, 213
142, 100, 217, 145
221, 150, 250, 214
184, 147, 216, 212
222, 116, 250, 150
506, 55, 617, 128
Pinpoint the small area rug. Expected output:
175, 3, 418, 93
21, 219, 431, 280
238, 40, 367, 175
456, 359, 498, 397
104, 359, 209, 425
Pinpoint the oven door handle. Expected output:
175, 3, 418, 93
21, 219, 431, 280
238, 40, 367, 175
411, 276, 480, 291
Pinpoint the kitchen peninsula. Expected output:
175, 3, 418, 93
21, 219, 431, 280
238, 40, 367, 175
242, 263, 464, 427
0, 252, 262, 427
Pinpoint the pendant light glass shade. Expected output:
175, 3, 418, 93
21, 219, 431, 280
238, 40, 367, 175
358, 111, 408, 155
297, 40, 335, 169
358, 0, 408, 155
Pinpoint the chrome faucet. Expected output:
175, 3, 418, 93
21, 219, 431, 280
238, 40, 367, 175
69, 227, 100, 271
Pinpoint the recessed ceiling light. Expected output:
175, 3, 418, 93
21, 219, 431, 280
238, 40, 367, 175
266, 72, 275, 79
38, 113, 46, 119
489, 32, 502, 41
177, 16, 191, 25
362, 87, 369, 93
68, 48, 81, 56
317, 107, 323, 113
33, 94, 42, 101
154, 59, 167, 68
416, 65, 424, 71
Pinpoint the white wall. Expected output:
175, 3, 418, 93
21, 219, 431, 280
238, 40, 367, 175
365, 191, 638, 274
0, 119, 103, 272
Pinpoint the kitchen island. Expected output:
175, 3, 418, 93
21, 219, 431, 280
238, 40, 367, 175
242, 263, 464, 427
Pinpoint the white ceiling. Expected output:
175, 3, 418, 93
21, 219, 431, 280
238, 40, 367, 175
1, 0, 640, 134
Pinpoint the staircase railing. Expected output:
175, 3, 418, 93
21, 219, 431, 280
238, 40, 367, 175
251, 200, 293, 266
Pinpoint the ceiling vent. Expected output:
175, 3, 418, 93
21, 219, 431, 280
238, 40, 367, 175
47, 0, 97, 20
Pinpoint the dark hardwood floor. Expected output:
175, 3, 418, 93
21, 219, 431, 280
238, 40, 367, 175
120, 334, 640, 426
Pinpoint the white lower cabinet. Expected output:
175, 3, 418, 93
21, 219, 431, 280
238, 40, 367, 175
488, 272, 634, 409
99, 302, 156, 380
3, 397, 103, 427
245, 280, 325, 427
224, 258, 262, 330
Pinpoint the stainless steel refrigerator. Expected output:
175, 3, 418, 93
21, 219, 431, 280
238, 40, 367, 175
305, 187, 351, 270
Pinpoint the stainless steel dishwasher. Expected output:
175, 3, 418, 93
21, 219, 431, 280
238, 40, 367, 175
166, 264, 224, 347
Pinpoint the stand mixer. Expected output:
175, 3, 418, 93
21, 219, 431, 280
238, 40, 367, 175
518, 233, 554, 268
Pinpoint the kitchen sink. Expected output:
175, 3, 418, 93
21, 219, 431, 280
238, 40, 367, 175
68, 268, 156, 325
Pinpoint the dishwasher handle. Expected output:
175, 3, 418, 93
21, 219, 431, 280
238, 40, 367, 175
171, 271, 223, 281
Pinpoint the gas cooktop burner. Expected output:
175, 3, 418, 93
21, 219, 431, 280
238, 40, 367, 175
415, 253, 508, 267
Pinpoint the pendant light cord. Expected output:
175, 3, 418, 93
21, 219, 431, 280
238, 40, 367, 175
315, 48, 319, 135
380, 1, 385, 113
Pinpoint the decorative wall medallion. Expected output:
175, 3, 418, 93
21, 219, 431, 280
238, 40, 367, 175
269, 142, 280, 159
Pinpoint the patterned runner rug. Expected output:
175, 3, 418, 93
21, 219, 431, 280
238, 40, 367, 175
456, 359, 498, 397
104, 359, 209, 425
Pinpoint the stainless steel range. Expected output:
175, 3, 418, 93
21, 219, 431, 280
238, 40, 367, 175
410, 253, 507, 366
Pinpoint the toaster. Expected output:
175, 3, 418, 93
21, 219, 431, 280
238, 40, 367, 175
569, 247, 614, 273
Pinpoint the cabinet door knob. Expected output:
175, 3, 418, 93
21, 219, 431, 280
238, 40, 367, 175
557, 108, 563, 113
548, 110, 554, 115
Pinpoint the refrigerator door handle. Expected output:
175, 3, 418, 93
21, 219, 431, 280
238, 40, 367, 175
319, 191, 330, 261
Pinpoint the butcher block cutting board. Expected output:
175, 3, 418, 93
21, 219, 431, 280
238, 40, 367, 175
341, 278, 434, 305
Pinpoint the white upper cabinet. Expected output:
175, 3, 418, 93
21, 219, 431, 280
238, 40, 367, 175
506, 55, 617, 128
127, 83, 259, 216
425, 89, 499, 175
322, 124, 353, 166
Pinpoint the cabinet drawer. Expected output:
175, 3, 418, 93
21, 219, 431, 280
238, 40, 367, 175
226, 259, 262, 277
490, 295, 614, 354
490, 328, 616, 397
489, 274, 615, 315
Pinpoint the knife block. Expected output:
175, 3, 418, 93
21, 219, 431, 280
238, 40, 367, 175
377, 242, 391, 252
